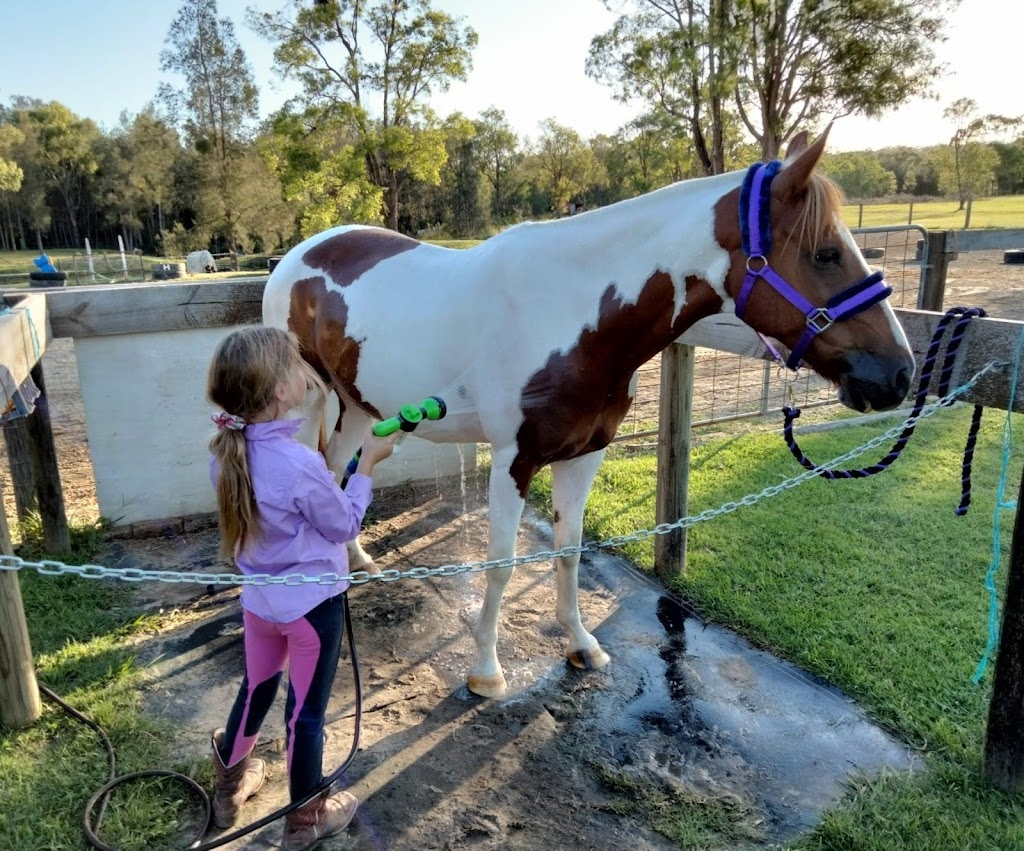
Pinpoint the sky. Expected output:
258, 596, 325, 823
0, 0, 1018, 152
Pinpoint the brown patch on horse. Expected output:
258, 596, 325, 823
509, 273, 721, 497
302, 228, 419, 287
286, 275, 382, 420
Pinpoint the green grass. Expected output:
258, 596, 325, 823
841, 196, 1024, 230
0, 517, 205, 851
530, 406, 1024, 849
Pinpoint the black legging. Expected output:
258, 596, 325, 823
217, 595, 345, 800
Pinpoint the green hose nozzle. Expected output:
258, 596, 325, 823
372, 396, 447, 437
344, 397, 448, 483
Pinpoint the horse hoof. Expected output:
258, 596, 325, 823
568, 646, 611, 671
467, 672, 507, 698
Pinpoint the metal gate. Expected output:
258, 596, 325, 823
614, 225, 930, 443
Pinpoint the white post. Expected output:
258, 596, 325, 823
84, 238, 95, 283
117, 235, 128, 275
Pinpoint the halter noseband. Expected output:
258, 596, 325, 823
735, 160, 893, 370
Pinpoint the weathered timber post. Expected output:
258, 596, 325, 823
3, 417, 37, 520
918, 230, 952, 312
0, 483, 40, 727
983, 458, 1024, 792
25, 362, 69, 553
655, 343, 694, 580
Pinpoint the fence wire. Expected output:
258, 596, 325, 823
614, 226, 928, 443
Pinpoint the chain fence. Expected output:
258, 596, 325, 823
0, 361, 1001, 589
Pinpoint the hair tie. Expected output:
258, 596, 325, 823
212, 412, 246, 431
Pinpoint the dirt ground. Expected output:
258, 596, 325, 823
2, 247, 1021, 850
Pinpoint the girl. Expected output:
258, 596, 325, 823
206, 325, 396, 850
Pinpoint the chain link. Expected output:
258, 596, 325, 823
0, 361, 1004, 589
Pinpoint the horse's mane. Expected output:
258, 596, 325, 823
792, 170, 846, 251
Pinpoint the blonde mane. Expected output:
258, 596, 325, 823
793, 171, 846, 251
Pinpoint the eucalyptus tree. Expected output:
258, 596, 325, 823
531, 118, 602, 214
22, 102, 100, 247
943, 98, 1022, 208
250, 0, 478, 230
588, 0, 956, 171
475, 107, 525, 223
160, 0, 263, 250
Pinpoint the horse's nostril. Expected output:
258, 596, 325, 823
895, 364, 912, 400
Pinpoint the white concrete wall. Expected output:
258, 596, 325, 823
74, 326, 475, 525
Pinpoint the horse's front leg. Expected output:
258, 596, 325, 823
467, 449, 527, 698
322, 400, 377, 575
550, 451, 611, 671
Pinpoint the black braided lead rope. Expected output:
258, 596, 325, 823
783, 306, 987, 515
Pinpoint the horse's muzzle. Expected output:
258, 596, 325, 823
838, 351, 915, 413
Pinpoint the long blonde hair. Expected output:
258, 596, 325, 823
208, 326, 302, 560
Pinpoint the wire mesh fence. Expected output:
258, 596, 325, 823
613, 226, 928, 443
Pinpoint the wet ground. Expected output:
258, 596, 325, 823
112, 473, 914, 851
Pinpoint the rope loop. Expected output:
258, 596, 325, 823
782, 307, 987, 514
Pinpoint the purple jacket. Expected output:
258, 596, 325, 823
210, 418, 373, 623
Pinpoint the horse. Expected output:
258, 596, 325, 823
262, 127, 915, 698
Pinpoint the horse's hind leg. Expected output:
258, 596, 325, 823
467, 448, 527, 698
550, 451, 611, 671
322, 398, 378, 574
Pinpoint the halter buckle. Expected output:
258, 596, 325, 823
745, 254, 768, 274
807, 308, 834, 334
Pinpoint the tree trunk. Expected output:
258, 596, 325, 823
386, 171, 400, 231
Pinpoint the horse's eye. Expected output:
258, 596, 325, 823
814, 248, 841, 266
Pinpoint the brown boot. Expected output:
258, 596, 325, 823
210, 728, 266, 829
281, 789, 359, 851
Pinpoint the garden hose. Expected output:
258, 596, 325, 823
39, 592, 365, 851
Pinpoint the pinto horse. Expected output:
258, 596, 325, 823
263, 128, 914, 698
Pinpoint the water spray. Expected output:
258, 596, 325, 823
344, 396, 447, 482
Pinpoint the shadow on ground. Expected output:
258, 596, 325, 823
106, 471, 914, 851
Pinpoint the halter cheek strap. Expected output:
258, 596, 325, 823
735, 160, 893, 370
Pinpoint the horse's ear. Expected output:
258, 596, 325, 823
773, 124, 831, 196
784, 132, 810, 161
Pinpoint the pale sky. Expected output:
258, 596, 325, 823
0, 0, 1018, 152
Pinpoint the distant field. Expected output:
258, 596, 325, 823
841, 196, 1024, 230
2, 196, 1023, 282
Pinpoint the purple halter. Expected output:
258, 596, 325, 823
734, 160, 893, 370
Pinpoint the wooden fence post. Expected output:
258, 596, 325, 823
0, 483, 41, 728
3, 417, 37, 520
25, 362, 69, 554
983, 458, 1024, 792
655, 343, 694, 580
918, 230, 951, 312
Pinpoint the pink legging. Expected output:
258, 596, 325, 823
217, 595, 345, 800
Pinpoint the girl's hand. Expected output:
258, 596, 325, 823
355, 432, 400, 474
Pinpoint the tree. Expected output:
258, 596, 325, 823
943, 98, 1023, 208
250, 0, 478, 231
588, 0, 956, 166
475, 107, 525, 223
587, 0, 739, 174
531, 119, 601, 214
876, 147, 922, 195
934, 142, 999, 206
160, 0, 261, 249
439, 115, 485, 237
819, 151, 895, 200
24, 102, 100, 247
992, 138, 1024, 195
263, 108, 382, 238
100, 108, 180, 251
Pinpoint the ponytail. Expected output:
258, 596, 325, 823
207, 325, 301, 561
210, 428, 260, 561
